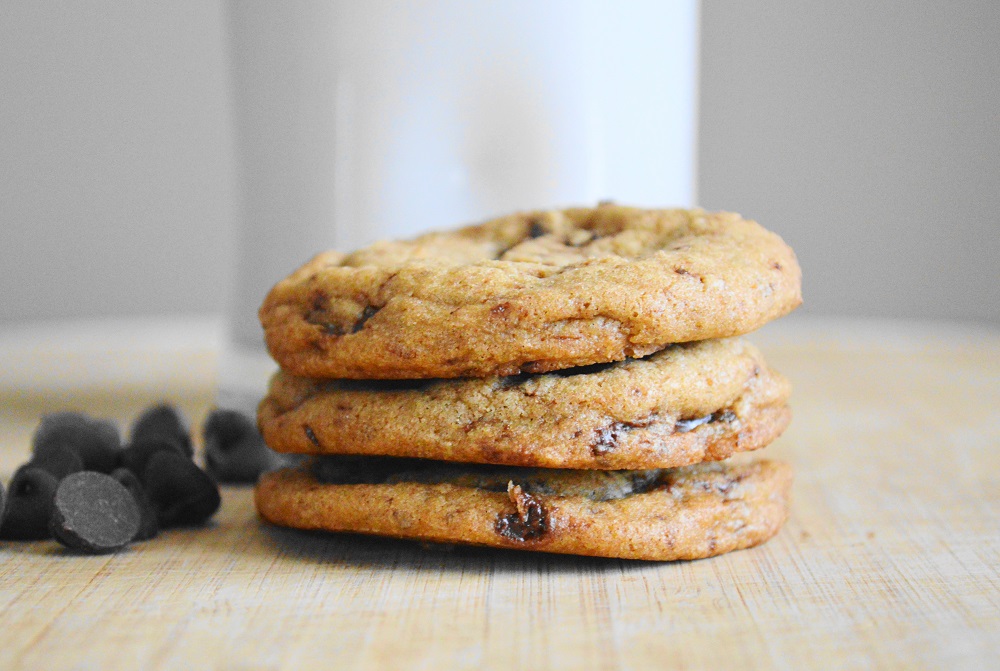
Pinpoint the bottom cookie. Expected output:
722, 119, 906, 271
255, 457, 792, 561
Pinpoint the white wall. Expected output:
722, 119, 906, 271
698, 0, 1000, 324
1, 1, 997, 327
0, 2, 236, 323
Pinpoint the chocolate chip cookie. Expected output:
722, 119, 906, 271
258, 338, 791, 470
255, 457, 793, 561
260, 205, 801, 379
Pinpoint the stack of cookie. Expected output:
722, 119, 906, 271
254, 205, 801, 560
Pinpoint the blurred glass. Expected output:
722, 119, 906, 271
218, 0, 699, 413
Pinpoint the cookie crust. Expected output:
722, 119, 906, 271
255, 458, 793, 561
258, 338, 791, 470
260, 205, 802, 379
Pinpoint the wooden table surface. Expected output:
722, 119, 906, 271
0, 316, 997, 670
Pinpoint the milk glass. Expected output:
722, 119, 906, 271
219, 0, 699, 412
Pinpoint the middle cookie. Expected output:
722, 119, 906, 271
258, 338, 791, 470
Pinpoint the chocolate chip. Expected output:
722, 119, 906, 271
119, 438, 187, 477
593, 423, 624, 455
111, 468, 159, 541
204, 409, 286, 484
143, 451, 220, 527
527, 221, 547, 238
131, 404, 193, 458
351, 306, 379, 333
50, 472, 140, 553
0, 466, 59, 540
320, 321, 347, 336
27, 444, 85, 480
32, 412, 122, 473
203, 409, 252, 448
591, 415, 657, 455
495, 483, 547, 542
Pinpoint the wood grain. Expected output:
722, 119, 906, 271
0, 317, 997, 670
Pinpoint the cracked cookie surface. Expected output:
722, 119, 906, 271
255, 457, 793, 560
259, 205, 802, 379
258, 338, 791, 470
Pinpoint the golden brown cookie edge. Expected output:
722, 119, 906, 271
258, 339, 793, 470
259, 206, 802, 379
254, 459, 793, 561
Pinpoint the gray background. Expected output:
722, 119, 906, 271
2, 0, 998, 327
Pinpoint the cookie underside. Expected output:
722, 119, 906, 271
255, 458, 793, 561
260, 205, 802, 379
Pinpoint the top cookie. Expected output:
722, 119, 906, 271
260, 205, 801, 379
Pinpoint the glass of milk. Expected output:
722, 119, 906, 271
219, 0, 699, 412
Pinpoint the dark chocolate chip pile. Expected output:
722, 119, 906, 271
2, 467, 59, 540
144, 451, 220, 527
0, 406, 283, 553
50, 472, 141, 553
33, 412, 121, 473
131, 404, 194, 458
204, 409, 290, 484
111, 468, 159, 541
